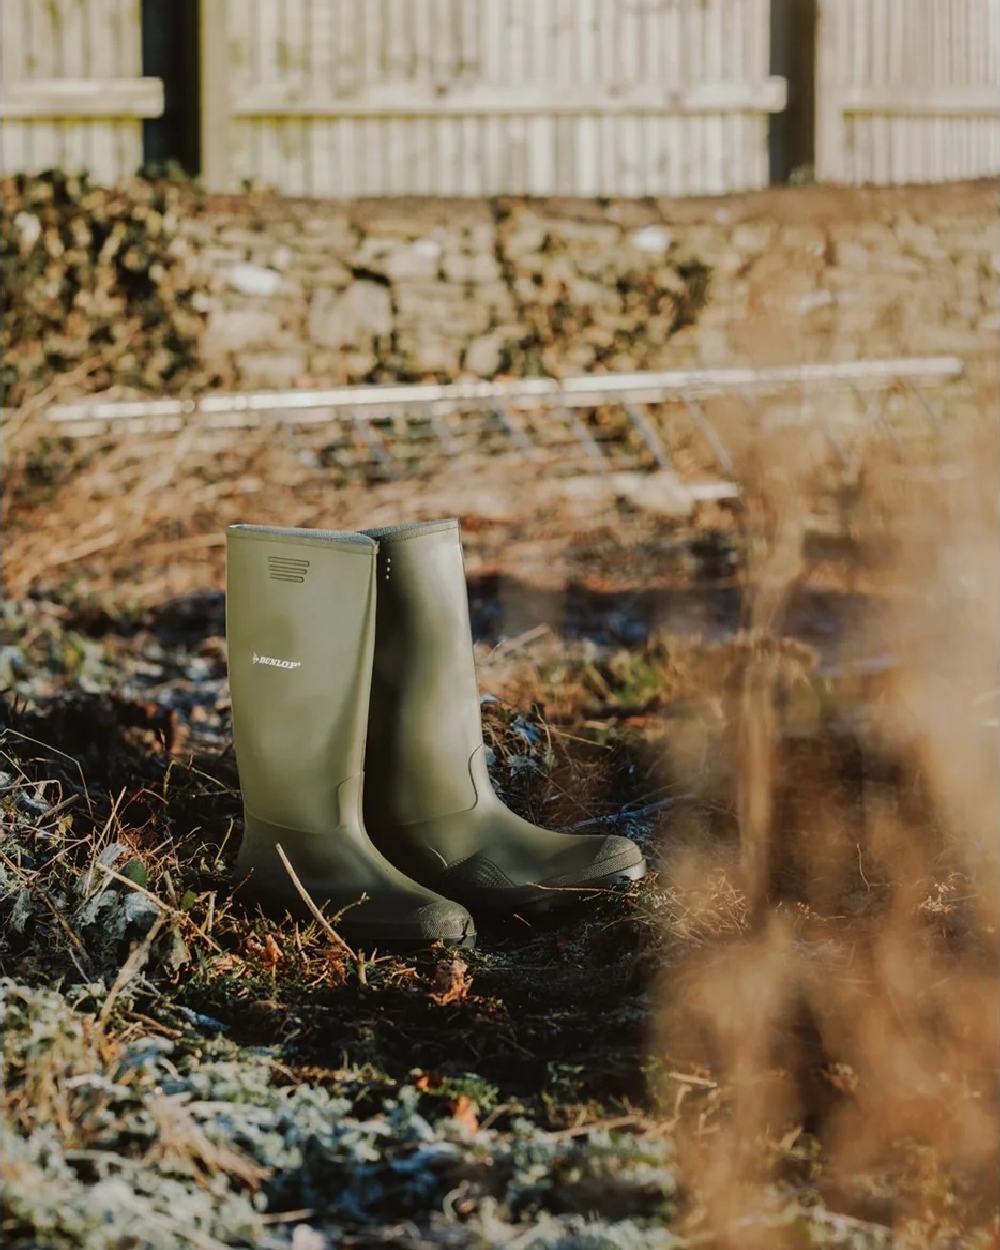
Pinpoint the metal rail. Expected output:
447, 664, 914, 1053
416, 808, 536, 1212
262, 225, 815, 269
40, 356, 963, 435
29, 355, 967, 487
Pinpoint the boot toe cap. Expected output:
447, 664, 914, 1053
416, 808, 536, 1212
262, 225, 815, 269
412, 899, 477, 945
338, 894, 475, 948
543, 833, 645, 888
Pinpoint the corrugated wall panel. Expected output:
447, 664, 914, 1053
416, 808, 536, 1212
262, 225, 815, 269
213, 0, 783, 197
817, 0, 1000, 184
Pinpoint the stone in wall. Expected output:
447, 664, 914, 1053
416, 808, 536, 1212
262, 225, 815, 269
464, 333, 505, 377
240, 349, 310, 388
207, 306, 283, 354
443, 250, 502, 285
352, 235, 443, 282
308, 281, 393, 352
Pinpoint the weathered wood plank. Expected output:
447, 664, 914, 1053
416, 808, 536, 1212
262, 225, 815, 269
0, 78, 163, 120
233, 80, 788, 117
840, 84, 1000, 116
200, 0, 232, 190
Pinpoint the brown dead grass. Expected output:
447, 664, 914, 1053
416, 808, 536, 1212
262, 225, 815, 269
652, 408, 999, 1247
3, 364, 999, 1246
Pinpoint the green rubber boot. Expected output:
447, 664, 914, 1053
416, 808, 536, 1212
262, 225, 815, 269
360, 519, 646, 914
226, 524, 475, 949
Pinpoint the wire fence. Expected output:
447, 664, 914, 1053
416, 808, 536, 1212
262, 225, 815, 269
34, 356, 968, 489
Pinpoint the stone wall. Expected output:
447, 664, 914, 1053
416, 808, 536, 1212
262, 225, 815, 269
183, 181, 998, 391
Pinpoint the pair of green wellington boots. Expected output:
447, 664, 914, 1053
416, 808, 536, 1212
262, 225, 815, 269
226, 519, 645, 948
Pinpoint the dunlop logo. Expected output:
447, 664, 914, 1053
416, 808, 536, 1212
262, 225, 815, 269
252, 652, 302, 670
268, 555, 310, 583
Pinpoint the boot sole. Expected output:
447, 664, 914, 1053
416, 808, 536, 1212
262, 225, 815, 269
349, 930, 478, 954
232, 885, 477, 952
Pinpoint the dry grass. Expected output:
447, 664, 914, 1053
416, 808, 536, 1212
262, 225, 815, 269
650, 410, 999, 1248
2, 369, 998, 1247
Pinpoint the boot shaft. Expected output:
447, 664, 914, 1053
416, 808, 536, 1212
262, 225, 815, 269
226, 524, 378, 833
362, 519, 485, 829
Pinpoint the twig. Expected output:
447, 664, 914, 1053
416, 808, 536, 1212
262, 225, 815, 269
275, 843, 357, 964
3, 328, 140, 455
99, 915, 166, 1027
116, 1195, 232, 1250
0, 848, 89, 956
664, 1070, 718, 1088
567, 792, 695, 832
485, 623, 552, 661
547, 726, 613, 749
258, 1209, 317, 1226
549, 1113, 659, 1140
2, 729, 94, 817
672, 1204, 893, 1249
94, 863, 222, 953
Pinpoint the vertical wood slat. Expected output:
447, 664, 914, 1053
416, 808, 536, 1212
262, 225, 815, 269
281, 0, 306, 195
306, 0, 331, 196
28, 0, 60, 170
202, 0, 234, 191
60, 0, 89, 173
575, 0, 598, 194
119, 0, 144, 176
88, 0, 114, 178
1, 0, 28, 171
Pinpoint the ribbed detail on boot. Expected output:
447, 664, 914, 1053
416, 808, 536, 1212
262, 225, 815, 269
440, 853, 514, 891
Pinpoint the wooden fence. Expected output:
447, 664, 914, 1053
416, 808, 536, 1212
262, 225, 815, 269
0, 0, 162, 182
0, 0, 998, 193
816, 0, 1000, 183
202, 0, 785, 197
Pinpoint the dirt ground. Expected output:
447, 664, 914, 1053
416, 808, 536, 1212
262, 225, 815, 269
4, 382, 998, 1248
2, 176, 998, 1248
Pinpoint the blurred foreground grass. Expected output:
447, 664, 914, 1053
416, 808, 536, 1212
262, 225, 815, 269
1, 384, 998, 1249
